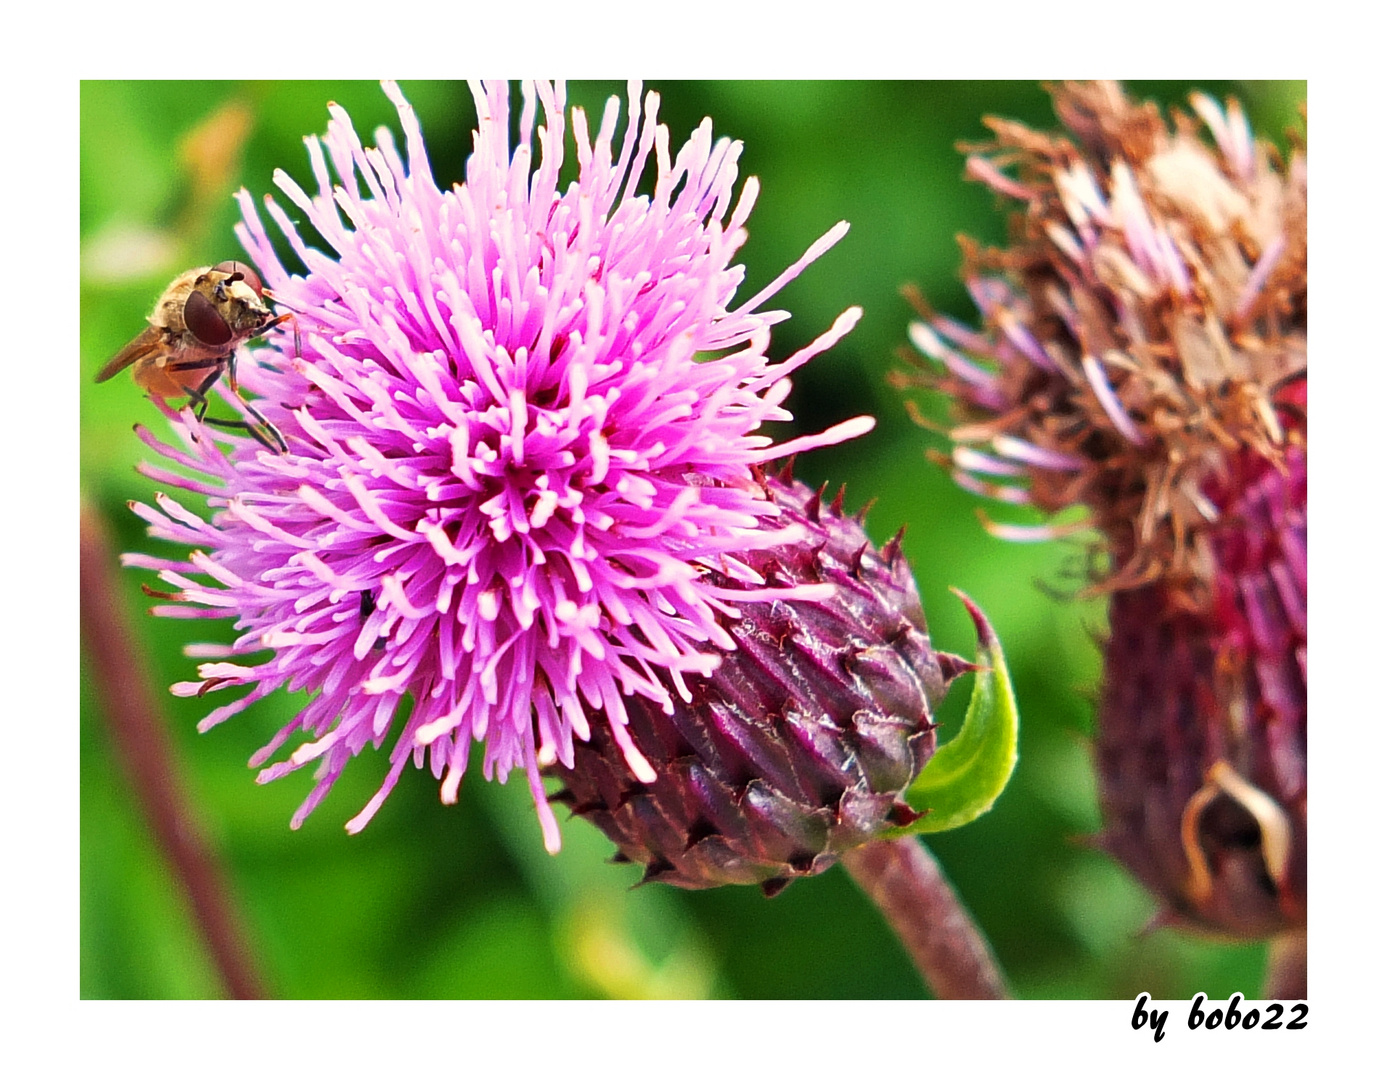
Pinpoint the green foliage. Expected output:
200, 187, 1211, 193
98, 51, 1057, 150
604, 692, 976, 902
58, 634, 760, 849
80, 79, 1302, 1000
901, 592, 1019, 834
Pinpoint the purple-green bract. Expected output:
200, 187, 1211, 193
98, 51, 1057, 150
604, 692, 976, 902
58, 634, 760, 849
126, 81, 870, 851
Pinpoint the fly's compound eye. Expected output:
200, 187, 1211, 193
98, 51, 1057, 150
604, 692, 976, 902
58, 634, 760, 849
213, 260, 264, 297
183, 288, 233, 347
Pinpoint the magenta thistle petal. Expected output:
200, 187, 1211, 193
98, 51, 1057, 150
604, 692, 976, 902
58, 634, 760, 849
131, 81, 868, 850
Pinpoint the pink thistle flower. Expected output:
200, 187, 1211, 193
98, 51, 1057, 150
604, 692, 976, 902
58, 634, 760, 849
126, 81, 871, 853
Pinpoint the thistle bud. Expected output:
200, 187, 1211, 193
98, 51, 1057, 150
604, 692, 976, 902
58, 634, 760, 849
548, 472, 967, 897
898, 82, 1306, 936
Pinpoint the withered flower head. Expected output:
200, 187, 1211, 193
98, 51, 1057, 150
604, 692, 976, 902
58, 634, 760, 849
896, 81, 1306, 937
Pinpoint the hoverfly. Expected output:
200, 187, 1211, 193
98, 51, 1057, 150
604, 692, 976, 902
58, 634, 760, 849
95, 260, 290, 453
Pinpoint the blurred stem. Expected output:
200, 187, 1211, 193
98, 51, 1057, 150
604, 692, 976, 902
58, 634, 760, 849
1264, 927, 1307, 999
80, 499, 268, 1000
842, 836, 1009, 999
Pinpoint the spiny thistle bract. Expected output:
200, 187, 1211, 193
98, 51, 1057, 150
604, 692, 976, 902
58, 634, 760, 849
896, 82, 1306, 936
549, 470, 970, 896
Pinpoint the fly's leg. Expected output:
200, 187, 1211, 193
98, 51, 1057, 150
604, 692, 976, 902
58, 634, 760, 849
221, 311, 296, 447
203, 400, 288, 454
177, 356, 288, 454
164, 359, 226, 443
163, 355, 223, 420
235, 312, 297, 394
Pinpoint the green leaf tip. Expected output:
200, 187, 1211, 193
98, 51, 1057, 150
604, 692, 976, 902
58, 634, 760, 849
896, 588, 1019, 835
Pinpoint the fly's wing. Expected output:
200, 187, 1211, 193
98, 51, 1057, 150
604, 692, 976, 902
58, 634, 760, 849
95, 326, 164, 383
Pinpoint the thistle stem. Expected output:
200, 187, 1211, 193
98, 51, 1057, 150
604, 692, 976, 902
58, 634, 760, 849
1263, 927, 1307, 999
842, 836, 1009, 999
80, 500, 268, 1000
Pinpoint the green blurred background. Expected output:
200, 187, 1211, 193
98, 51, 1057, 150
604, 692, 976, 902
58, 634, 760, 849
80, 79, 1306, 999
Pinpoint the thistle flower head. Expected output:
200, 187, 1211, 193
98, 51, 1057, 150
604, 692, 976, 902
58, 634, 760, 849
898, 82, 1306, 936
127, 81, 870, 852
